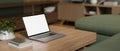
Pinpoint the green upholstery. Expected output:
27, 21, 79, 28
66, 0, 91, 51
75, 15, 120, 51
75, 15, 120, 36
0, 0, 23, 17
95, 34, 110, 43
83, 33, 120, 51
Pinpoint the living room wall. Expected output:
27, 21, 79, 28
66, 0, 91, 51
0, 0, 23, 17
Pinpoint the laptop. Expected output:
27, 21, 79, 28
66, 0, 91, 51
22, 14, 65, 42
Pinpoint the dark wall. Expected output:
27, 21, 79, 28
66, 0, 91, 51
0, 0, 23, 4
0, 0, 24, 17
0, 7, 24, 17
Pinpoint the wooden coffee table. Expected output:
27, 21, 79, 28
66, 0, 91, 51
0, 25, 96, 51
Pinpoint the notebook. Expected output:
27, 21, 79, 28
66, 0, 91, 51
22, 14, 64, 42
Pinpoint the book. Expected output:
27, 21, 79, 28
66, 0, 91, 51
8, 37, 32, 48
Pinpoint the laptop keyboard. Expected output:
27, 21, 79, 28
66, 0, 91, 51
30, 32, 65, 42
33, 32, 56, 38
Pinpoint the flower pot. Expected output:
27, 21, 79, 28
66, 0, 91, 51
0, 31, 15, 40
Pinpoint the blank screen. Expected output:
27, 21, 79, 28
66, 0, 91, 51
22, 14, 49, 36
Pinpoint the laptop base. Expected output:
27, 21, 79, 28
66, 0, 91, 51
29, 33, 65, 43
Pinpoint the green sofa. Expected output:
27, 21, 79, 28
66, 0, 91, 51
75, 15, 120, 51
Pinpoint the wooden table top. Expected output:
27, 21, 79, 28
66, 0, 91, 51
0, 25, 96, 51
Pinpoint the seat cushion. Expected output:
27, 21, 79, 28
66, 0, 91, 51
75, 15, 120, 36
95, 34, 110, 43
83, 33, 120, 51
89, 34, 110, 45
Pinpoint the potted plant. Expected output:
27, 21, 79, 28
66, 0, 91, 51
0, 20, 16, 40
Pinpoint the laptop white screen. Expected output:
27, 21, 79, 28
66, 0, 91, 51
22, 14, 49, 36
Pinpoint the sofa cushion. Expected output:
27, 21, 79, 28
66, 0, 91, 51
89, 34, 110, 45
75, 15, 120, 36
95, 34, 110, 43
83, 33, 120, 51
